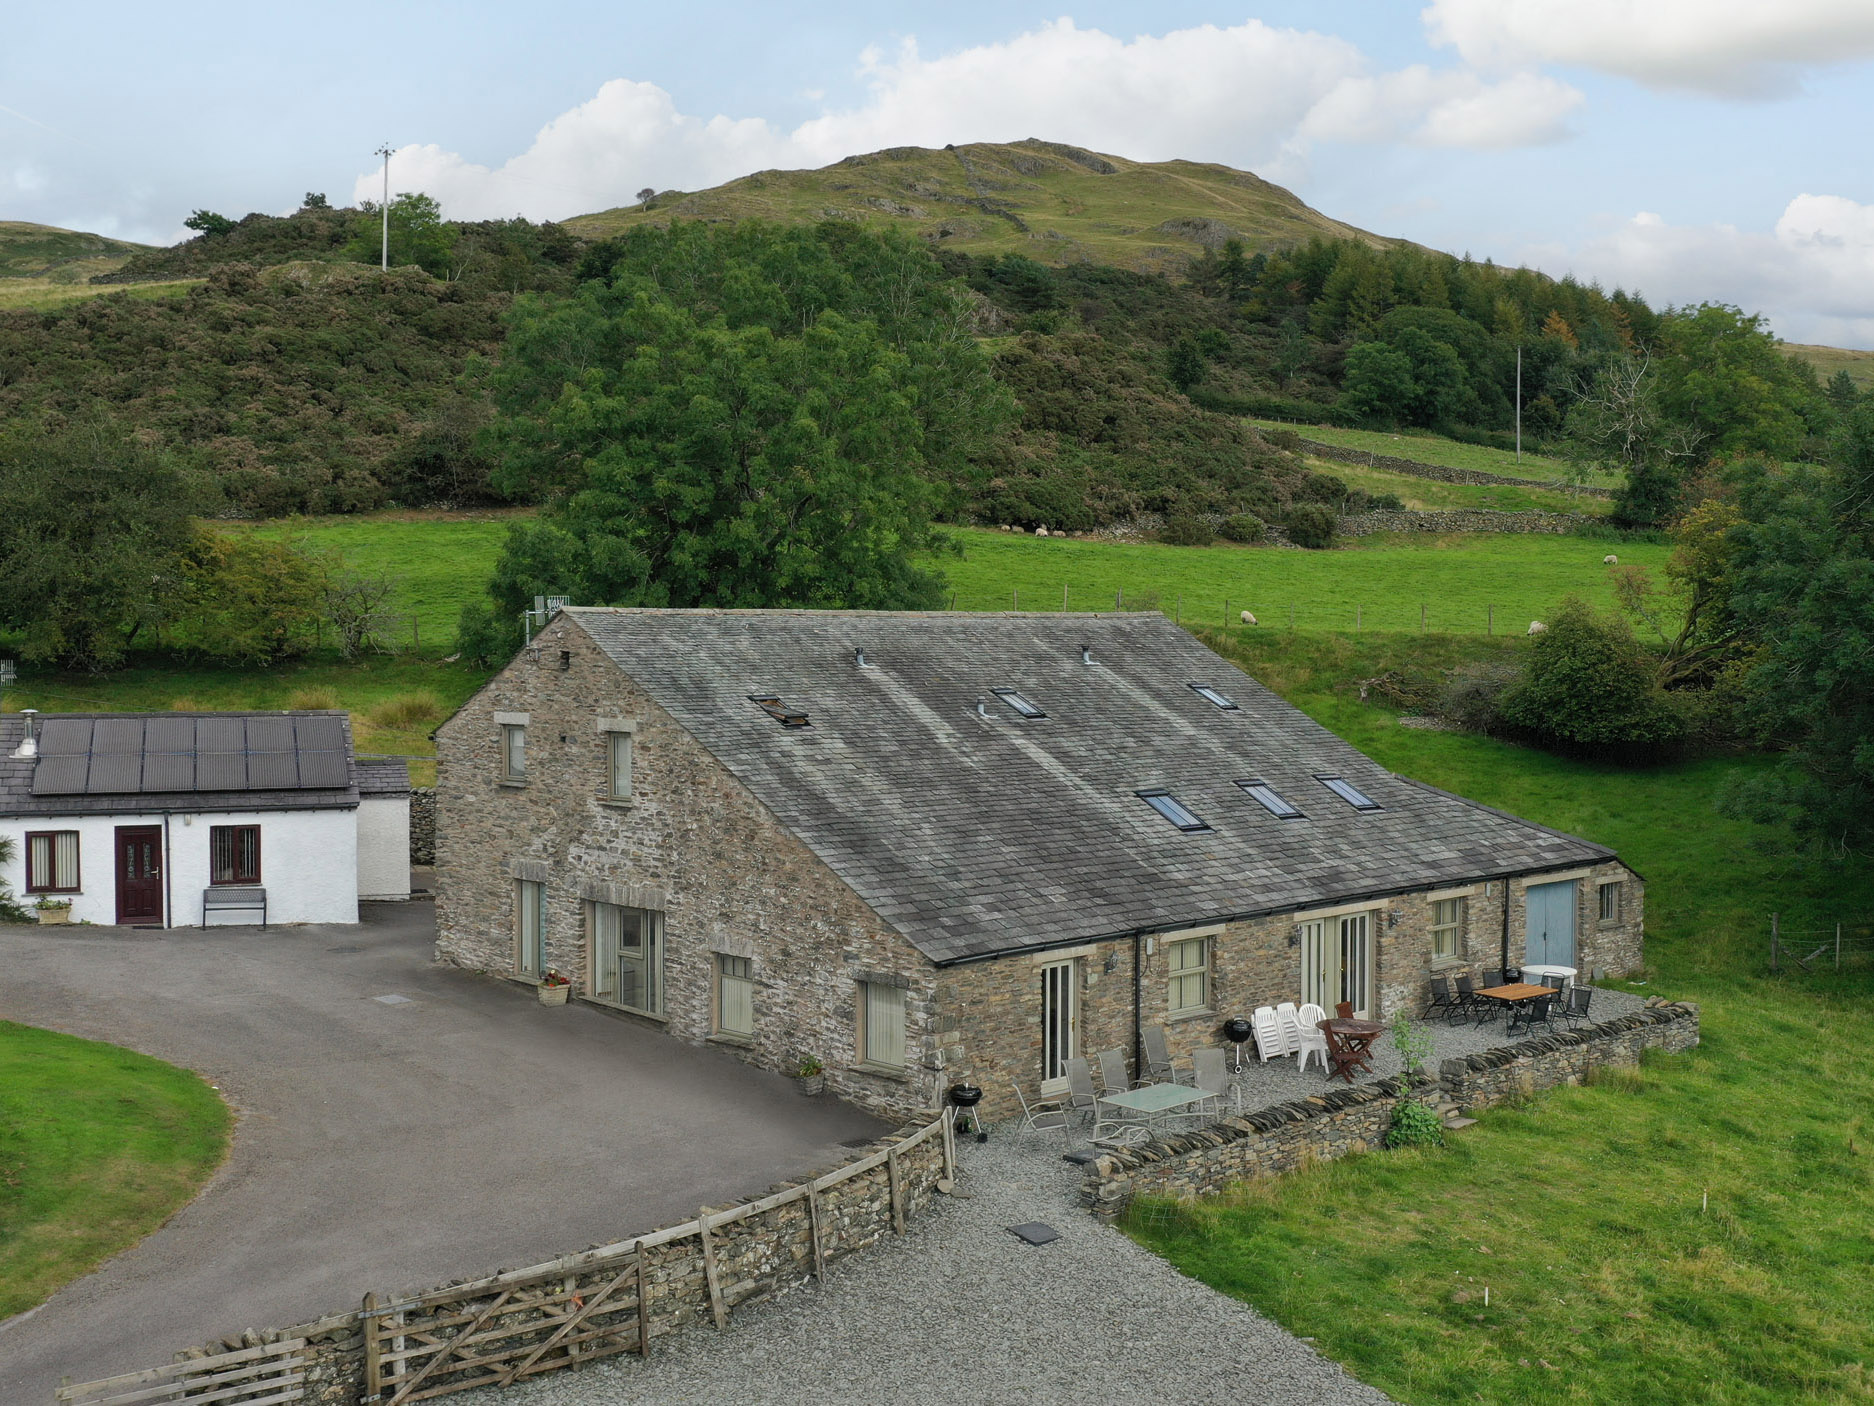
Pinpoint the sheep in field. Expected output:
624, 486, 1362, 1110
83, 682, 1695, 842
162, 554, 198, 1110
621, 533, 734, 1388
1528, 620, 1547, 636
1604, 553, 1619, 565
1240, 611, 1258, 626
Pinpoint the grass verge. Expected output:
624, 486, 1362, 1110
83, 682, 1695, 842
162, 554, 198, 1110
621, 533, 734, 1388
0, 1022, 231, 1320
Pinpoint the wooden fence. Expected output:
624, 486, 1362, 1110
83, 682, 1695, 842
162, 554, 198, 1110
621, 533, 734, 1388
54, 1111, 954, 1406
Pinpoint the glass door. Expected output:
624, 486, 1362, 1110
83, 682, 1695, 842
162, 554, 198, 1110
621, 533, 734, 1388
1339, 913, 1373, 1018
1300, 919, 1330, 1010
1040, 960, 1076, 1093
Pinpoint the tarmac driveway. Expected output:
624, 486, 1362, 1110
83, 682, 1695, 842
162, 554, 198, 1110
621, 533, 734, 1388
0, 901, 884, 1400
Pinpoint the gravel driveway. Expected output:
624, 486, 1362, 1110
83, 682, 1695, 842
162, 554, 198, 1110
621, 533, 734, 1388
0, 902, 883, 1400
458, 1134, 1394, 1406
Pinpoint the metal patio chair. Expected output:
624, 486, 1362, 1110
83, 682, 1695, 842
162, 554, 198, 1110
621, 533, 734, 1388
1142, 1024, 1180, 1082
1097, 1047, 1141, 1094
1009, 1080, 1071, 1142
1064, 1056, 1101, 1126
1421, 975, 1460, 1020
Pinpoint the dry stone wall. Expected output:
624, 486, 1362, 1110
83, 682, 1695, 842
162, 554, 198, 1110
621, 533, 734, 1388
1339, 508, 1594, 536
1290, 434, 1615, 498
1082, 1000, 1697, 1214
408, 786, 435, 866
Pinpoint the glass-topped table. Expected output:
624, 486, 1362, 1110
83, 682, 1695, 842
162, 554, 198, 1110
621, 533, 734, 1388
1097, 1082, 1214, 1117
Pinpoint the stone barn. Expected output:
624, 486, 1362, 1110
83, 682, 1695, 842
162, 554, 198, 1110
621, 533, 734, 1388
432, 609, 1643, 1121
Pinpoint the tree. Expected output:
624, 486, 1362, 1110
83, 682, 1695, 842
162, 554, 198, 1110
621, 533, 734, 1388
302, 192, 330, 210
1567, 354, 1705, 526
0, 421, 204, 670
184, 209, 236, 238
462, 290, 956, 661
1498, 597, 1685, 758
1654, 304, 1818, 461
168, 528, 326, 664
1826, 367, 1861, 415
1166, 335, 1206, 392
1339, 340, 1416, 424
347, 192, 455, 275
636, 187, 656, 208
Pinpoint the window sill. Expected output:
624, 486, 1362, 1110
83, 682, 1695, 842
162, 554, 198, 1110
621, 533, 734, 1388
708, 1032, 754, 1049
583, 994, 668, 1024
1430, 956, 1468, 971
852, 1061, 912, 1082
1166, 1007, 1215, 1025
497, 779, 529, 789
596, 797, 636, 810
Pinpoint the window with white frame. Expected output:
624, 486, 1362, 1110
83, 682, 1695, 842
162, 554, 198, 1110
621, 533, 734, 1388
1599, 881, 1622, 923
606, 730, 632, 801
591, 902, 662, 1014
501, 724, 527, 782
1167, 936, 1211, 1014
515, 879, 546, 977
25, 831, 79, 893
858, 980, 906, 1068
1430, 897, 1465, 960
716, 954, 754, 1037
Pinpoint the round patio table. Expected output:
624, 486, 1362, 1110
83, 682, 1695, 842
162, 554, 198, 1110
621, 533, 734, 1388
1521, 964, 1577, 990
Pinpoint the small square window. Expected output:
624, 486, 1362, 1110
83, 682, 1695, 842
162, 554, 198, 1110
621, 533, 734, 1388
1319, 776, 1380, 811
1139, 790, 1209, 832
1238, 780, 1303, 819
993, 688, 1046, 718
1189, 684, 1239, 710
501, 724, 527, 781
1599, 881, 1622, 923
607, 731, 632, 800
25, 830, 80, 893
209, 825, 261, 885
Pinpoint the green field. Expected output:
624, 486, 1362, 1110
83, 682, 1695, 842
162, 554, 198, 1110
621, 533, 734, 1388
1253, 419, 1618, 490
1312, 457, 1611, 517
0, 1022, 231, 1319
0, 277, 200, 312
1127, 628, 1874, 1405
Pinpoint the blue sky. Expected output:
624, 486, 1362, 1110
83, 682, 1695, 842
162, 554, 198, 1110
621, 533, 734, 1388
9, 2, 1874, 345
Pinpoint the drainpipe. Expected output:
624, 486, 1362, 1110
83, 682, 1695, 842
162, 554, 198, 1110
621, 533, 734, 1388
1500, 876, 1512, 974
162, 812, 174, 930
1132, 932, 1143, 1080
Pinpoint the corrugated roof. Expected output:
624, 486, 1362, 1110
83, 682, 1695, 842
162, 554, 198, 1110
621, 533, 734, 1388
0, 712, 360, 816
564, 610, 1613, 964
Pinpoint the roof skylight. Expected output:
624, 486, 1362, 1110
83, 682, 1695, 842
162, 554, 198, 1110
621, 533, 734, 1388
749, 695, 811, 728
1237, 780, 1303, 819
1319, 776, 1381, 811
1138, 790, 1210, 832
1189, 684, 1239, 710
993, 688, 1046, 719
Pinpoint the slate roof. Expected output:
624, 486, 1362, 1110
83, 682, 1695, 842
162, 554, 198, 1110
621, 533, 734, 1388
356, 756, 412, 795
0, 712, 360, 817
567, 609, 1615, 966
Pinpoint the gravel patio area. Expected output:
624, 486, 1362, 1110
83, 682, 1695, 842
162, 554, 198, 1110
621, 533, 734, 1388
457, 1134, 1394, 1406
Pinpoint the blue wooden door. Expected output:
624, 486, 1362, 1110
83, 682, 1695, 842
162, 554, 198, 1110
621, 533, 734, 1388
1524, 880, 1577, 968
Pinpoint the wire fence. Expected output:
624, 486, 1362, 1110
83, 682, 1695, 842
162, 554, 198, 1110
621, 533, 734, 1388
942, 587, 1544, 637
1768, 914, 1874, 975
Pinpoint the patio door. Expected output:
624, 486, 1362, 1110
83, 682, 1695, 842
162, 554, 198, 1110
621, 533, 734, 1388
1525, 880, 1577, 968
1301, 915, 1373, 1017
1039, 959, 1076, 1094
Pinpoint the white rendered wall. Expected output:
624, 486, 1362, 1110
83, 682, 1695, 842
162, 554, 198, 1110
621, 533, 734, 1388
1, 808, 359, 927
356, 795, 411, 900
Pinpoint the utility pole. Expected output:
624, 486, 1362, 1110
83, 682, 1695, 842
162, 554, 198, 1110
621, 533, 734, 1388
375, 144, 393, 270
1506, 344, 1521, 463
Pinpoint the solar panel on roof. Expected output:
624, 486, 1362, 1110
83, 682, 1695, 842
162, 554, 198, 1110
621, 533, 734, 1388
196, 716, 245, 752
30, 755, 89, 794
144, 716, 195, 752
298, 751, 348, 787
294, 715, 346, 752
85, 752, 144, 793
246, 717, 296, 752
197, 752, 247, 790
92, 718, 144, 756
247, 751, 299, 789
142, 752, 197, 791
36, 718, 92, 756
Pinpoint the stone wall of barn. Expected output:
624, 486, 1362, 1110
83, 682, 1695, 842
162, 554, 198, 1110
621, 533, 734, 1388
432, 613, 937, 1121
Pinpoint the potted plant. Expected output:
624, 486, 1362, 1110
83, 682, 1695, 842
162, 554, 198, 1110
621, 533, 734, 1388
537, 968, 572, 1006
792, 1055, 826, 1096
33, 897, 74, 926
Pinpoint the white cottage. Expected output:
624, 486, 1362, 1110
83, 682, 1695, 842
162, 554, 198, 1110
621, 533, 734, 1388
0, 710, 408, 927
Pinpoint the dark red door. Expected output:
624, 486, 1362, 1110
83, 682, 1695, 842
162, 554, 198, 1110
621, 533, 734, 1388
115, 826, 163, 925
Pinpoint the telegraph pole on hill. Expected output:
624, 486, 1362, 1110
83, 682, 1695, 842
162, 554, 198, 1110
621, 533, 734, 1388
375, 144, 392, 270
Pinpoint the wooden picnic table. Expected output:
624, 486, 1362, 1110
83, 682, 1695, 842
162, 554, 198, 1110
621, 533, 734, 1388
1319, 1017, 1385, 1083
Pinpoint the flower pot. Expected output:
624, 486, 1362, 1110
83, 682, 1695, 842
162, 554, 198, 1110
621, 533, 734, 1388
793, 1073, 825, 1096
35, 907, 73, 925
537, 983, 570, 1006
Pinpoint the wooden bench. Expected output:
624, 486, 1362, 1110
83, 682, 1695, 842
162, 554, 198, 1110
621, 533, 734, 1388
202, 886, 267, 927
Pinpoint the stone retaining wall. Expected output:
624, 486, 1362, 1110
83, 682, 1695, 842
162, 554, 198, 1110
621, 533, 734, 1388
1339, 508, 1594, 536
1082, 1000, 1698, 1215
408, 785, 435, 866
1291, 434, 1615, 499
144, 1113, 951, 1405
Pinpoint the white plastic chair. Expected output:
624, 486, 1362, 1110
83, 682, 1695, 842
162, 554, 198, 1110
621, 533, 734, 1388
1295, 1001, 1330, 1075
1275, 1001, 1304, 1054
1252, 1006, 1287, 1062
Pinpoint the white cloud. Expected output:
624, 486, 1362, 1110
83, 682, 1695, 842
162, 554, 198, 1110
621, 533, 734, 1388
1526, 195, 1874, 346
354, 19, 1581, 222
1424, 0, 1874, 97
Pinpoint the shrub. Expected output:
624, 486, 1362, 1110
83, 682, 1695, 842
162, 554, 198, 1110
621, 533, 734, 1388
1384, 1100, 1446, 1150
1219, 513, 1266, 543
1283, 502, 1340, 549
1294, 470, 1351, 505
1497, 597, 1686, 758
1160, 515, 1214, 547
1346, 490, 1406, 513
287, 686, 341, 710
368, 692, 442, 730
1439, 662, 1522, 733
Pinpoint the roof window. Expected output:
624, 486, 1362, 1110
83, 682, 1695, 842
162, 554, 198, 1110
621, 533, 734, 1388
1238, 780, 1304, 819
1189, 684, 1239, 710
993, 688, 1046, 719
749, 696, 811, 728
1319, 776, 1381, 811
1138, 790, 1210, 832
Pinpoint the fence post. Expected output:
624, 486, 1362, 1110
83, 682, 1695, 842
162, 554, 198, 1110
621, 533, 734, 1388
1356, 604, 1361, 632
636, 1252, 651, 1357
1116, 589, 1123, 610
807, 1184, 826, 1281
1175, 594, 1182, 625
697, 1212, 726, 1330
1013, 589, 1018, 611
888, 1145, 905, 1234
1420, 602, 1426, 632
1488, 605, 1493, 636
1063, 584, 1069, 612
949, 590, 956, 611
1289, 604, 1295, 631
1771, 913, 1779, 973
1837, 922, 1842, 971
363, 1292, 382, 1402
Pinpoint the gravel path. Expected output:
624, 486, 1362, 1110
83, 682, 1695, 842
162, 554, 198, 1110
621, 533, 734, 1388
458, 1135, 1393, 1406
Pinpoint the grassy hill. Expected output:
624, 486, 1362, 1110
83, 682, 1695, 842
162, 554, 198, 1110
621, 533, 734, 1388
566, 139, 1398, 273
0, 221, 151, 281
1782, 340, 1874, 392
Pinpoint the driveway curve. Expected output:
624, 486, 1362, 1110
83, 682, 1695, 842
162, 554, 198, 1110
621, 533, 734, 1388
0, 902, 883, 1401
